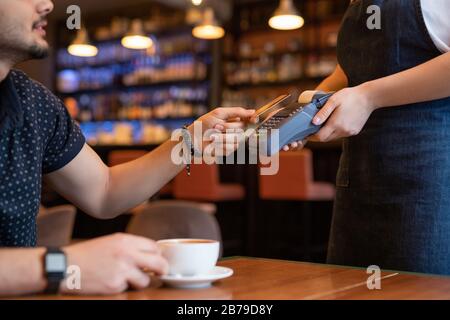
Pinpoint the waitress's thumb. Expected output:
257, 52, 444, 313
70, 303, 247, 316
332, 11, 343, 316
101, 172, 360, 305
313, 100, 338, 126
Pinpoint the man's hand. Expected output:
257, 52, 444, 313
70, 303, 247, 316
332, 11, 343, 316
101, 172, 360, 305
61, 233, 168, 295
202, 107, 256, 132
190, 107, 256, 157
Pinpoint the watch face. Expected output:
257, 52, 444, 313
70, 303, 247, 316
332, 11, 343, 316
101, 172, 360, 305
46, 254, 66, 273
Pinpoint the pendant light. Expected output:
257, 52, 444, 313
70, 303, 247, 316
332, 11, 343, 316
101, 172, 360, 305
192, 8, 225, 40
68, 27, 98, 57
269, 0, 305, 31
121, 19, 154, 50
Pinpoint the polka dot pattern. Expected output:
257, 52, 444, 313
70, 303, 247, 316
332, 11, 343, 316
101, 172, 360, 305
0, 70, 85, 247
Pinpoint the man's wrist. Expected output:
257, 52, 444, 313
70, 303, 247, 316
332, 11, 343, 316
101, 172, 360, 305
58, 246, 72, 294
185, 123, 202, 156
34, 248, 49, 293
187, 123, 195, 137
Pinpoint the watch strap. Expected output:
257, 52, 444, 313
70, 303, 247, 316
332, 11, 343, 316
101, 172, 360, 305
43, 247, 66, 295
44, 275, 63, 295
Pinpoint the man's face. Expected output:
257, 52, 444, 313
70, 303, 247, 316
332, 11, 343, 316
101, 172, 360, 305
0, 0, 54, 61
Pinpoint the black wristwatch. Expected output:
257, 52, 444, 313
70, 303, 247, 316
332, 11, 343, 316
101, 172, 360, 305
43, 247, 67, 294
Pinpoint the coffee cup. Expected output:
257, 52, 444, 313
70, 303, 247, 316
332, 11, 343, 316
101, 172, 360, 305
157, 239, 220, 276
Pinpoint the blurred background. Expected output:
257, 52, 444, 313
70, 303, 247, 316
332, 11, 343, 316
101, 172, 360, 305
26, 0, 349, 263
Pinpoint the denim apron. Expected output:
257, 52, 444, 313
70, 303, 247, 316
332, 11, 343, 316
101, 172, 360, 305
327, 0, 450, 275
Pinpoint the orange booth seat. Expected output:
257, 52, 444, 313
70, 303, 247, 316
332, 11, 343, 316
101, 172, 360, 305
173, 163, 245, 202
259, 149, 335, 201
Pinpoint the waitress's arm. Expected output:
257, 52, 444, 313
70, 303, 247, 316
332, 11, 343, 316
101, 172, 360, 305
309, 52, 450, 142
316, 64, 349, 92
362, 52, 450, 108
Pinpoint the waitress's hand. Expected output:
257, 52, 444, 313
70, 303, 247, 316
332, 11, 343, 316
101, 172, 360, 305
309, 86, 375, 142
282, 139, 308, 152
284, 85, 375, 150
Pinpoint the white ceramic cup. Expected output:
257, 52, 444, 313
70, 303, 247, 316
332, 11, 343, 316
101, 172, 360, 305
157, 239, 220, 276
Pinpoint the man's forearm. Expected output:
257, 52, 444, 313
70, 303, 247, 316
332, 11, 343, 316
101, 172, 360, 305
46, 139, 186, 219
101, 139, 185, 218
0, 248, 47, 296
363, 52, 450, 109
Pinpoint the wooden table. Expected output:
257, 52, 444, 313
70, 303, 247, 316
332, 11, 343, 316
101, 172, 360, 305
24, 257, 450, 300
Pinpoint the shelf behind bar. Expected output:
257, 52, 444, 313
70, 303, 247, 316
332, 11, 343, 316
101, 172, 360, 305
57, 51, 212, 71
226, 77, 326, 90
57, 79, 210, 97
228, 17, 344, 36
224, 47, 337, 62
86, 25, 195, 46
79, 117, 196, 124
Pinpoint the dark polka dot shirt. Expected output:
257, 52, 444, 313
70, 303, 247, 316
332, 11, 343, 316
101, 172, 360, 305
0, 70, 85, 247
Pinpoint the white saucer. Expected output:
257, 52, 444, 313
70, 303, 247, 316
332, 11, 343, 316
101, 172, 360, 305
159, 266, 233, 289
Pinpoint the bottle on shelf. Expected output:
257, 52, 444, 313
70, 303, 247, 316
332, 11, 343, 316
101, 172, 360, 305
66, 85, 208, 123
225, 51, 304, 86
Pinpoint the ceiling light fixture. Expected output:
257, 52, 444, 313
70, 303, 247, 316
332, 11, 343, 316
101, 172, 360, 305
68, 27, 98, 57
269, 0, 305, 31
192, 8, 225, 40
121, 19, 154, 50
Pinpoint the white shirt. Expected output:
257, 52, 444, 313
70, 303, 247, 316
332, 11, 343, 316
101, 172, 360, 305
421, 0, 450, 53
